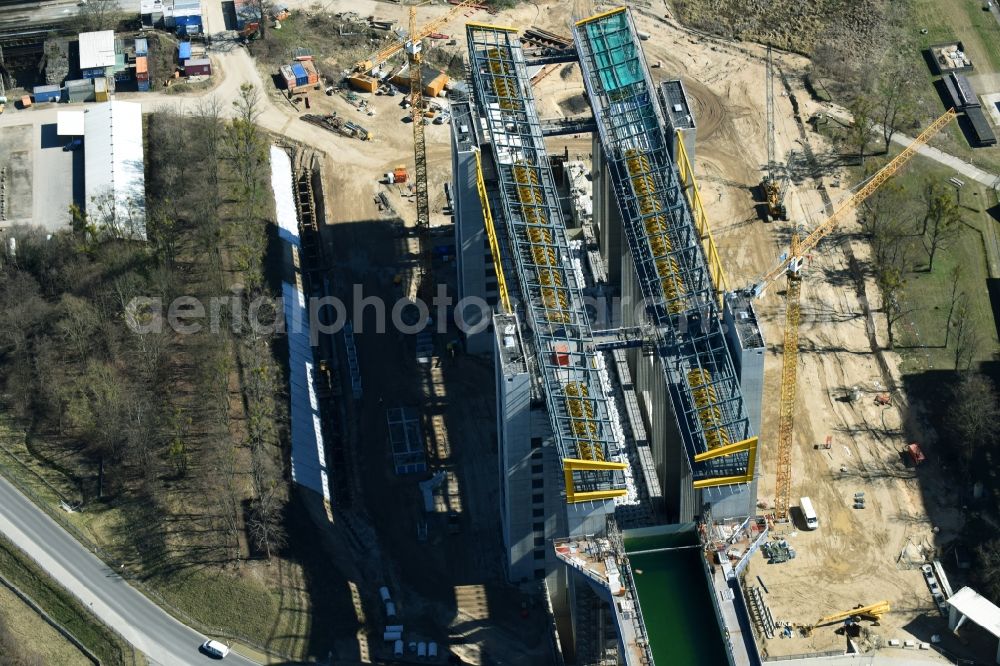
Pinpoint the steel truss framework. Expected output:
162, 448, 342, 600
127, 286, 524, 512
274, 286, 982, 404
574, 7, 755, 486
466, 23, 626, 500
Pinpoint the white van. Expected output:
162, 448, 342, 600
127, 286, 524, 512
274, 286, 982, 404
200, 639, 230, 659
800, 497, 819, 530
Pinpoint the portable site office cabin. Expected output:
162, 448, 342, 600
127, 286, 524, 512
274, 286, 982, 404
183, 58, 211, 76
32, 84, 62, 103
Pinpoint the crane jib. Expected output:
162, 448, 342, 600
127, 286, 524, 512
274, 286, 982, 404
751, 107, 958, 296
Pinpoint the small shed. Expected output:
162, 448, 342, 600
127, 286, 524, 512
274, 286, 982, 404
183, 58, 212, 76
57, 111, 86, 136
966, 107, 998, 147
79, 30, 116, 77
65, 78, 95, 103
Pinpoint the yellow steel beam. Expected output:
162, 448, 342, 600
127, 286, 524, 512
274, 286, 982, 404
574, 6, 626, 26
562, 458, 628, 504
466, 21, 518, 32
472, 149, 512, 313
563, 458, 627, 471
694, 436, 758, 462
691, 437, 757, 489
675, 133, 729, 307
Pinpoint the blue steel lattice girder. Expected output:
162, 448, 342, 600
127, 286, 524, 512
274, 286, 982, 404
574, 8, 754, 485
467, 24, 624, 491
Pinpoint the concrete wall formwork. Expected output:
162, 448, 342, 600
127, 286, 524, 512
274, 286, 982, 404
451, 101, 494, 355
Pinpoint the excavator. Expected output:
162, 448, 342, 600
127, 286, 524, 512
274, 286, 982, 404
801, 601, 891, 636
760, 46, 786, 222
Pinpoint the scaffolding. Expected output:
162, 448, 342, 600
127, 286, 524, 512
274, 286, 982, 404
574, 7, 755, 487
466, 23, 626, 501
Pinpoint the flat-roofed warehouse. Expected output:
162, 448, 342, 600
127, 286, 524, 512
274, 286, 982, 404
79, 30, 116, 77
84, 101, 148, 240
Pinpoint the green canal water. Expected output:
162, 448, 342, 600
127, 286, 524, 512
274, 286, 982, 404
624, 528, 729, 666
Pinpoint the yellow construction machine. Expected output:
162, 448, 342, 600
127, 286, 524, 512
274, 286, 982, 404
760, 46, 786, 222
801, 601, 891, 636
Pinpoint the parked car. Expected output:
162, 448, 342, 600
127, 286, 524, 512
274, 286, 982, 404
200, 639, 230, 659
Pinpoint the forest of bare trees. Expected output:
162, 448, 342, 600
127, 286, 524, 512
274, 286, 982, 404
0, 87, 287, 574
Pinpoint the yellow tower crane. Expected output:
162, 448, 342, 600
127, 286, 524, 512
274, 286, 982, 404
352, 0, 479, 75
406, 6, 430, 236
750, 108, 957, 522
352, 1, 479, 294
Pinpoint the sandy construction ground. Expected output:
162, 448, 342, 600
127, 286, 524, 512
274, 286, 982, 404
147, 0, 959, 659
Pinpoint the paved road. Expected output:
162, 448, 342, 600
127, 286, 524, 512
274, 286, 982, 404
823, 105, 1000, 188
0, 475, 257, 666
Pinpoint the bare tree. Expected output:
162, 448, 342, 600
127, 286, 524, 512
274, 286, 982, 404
945, 264, 963, 345
244, 0, 272, 40
920, 179, 963, 272
847, 95, 880, 165
81, 0, 123, 31
946, 372, 998, 463
951, 292, 980, 372
876, 263, 912, 350
976, 538, 1000, 604
876, 55, 916, 150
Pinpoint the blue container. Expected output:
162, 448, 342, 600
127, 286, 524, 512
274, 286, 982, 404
32, 84, 62, 103
178, 42, 192, 61
137, 79, 151, 91
291, 62, 307, 85
134, 37, 148, 56
81, 68, 104, 79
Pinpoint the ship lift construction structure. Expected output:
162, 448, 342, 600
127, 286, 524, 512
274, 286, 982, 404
462, 7, 761, 664
454, 4, 963, 663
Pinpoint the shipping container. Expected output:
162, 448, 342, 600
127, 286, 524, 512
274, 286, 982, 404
183, 58, 212, 76
178, 41, 192, 61
424, 72, 448, 98
347, 74, 377, 93
81, 67, 106, 79
291, 62, 307, 86
65, 78, 95, 103
137, 79, 151, 92
301, 59, 319, 84
134, 37, 148, 56
32, 84, 62, 103
279, 64, 295, 89
135, 56, 149, 79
